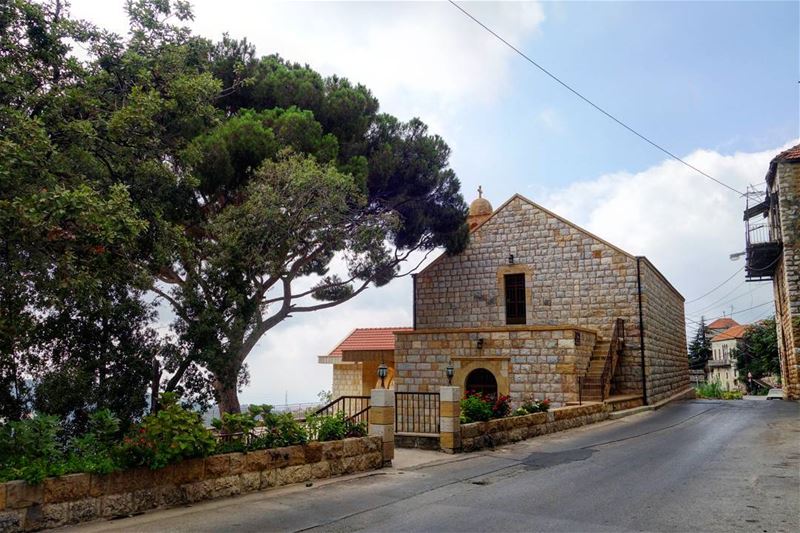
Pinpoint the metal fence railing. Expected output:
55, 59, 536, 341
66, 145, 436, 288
395, 392, 440, 435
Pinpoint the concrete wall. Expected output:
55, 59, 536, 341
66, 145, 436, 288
0, 437, 384, 531
773, 162, 800, 399
639, 258, 690, 403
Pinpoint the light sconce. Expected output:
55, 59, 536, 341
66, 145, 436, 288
477, 338, 485, 350
446, 362, 454, 385
378, 362, 388, 389
508, 254, 515, 265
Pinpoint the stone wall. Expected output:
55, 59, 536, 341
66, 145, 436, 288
460, 403, 610, 452
332, 363, 363, 398
394, 326, 597, 406
0, 437, 383, 532
774, 162, 800, 399
639, 258, 690, 404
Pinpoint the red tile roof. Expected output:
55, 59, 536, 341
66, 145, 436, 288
711, 324, 750, 342
771, 144, 800, 163
707, 317, 739, 330
327, 327, 412, 356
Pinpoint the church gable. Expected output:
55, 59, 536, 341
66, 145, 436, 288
415, 194, 639, 331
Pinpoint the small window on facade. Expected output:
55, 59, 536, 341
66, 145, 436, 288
505, 273, 526, 325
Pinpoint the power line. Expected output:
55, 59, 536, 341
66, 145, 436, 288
686, 280, 751, 316
684, 266, 744, 304
686, 301, 775, 326
448, 1, 745, 196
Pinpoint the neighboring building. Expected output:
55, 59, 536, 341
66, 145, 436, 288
707, 317, 740, 337
744, 144, 800, 399
708, 324, 748, 391
318, 327, 411, 398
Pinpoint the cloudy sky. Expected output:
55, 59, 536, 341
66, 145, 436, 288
70, 0, 799, 406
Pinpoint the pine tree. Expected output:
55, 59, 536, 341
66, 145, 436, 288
688, 317, 712, 370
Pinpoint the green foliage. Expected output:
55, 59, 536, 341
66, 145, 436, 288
118, 393, 216, 469
688, 317, 712, 370
212, 404, 308, 452
735, 319, 780, 381
695, 380, 741, 400
64, 410, 121, 475
519, 398, 551, 414
0, 415, 64, 484
305, 411, 366, 442
460, 393, 493, 423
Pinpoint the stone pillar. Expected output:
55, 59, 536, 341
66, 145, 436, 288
369, 388, 394, 465
439, 386, 461, 453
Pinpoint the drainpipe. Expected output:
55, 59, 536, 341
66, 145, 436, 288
636, 257, 649, 404
412, 273, 417, 330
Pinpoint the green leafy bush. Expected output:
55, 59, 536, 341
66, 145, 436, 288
520, 398, 551, 414
118, 393, 216, 469
305, 411, 366, 442
0, 415, 65, 483
460, 393, 493, 423
696, 380, 724, 399
65, 409, 122, 475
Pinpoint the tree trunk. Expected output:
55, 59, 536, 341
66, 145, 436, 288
214, 378, 241, 415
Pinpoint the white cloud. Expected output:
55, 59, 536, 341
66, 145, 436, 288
539, 141, 797, 332
69, 0, 545, 141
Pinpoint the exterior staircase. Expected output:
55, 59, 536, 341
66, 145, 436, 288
581, 319, 625, 402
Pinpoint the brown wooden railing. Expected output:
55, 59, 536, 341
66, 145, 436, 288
395, 392, 440, 434
600, 318, 625, 400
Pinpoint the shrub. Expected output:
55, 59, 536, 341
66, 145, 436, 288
460, 393, 493, 423
118, 393, 216, 469
305, 411, 365, 442
252, 408, 308, 448
65, 409, 122, 475
721, 390, 743, 400
0, 414, 65, 484
492, 394, 511, 418
520, 398, 551, 414
696, 380, 724, 399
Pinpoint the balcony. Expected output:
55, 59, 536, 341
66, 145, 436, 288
744, 194, 782, 281
708, 357, 732, 368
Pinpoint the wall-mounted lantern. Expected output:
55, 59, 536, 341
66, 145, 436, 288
574, 331, 582, 346
477, 338, 485, 350
508, 254, 515, 265
446, 361, 455, 385
378, 362, 388, 389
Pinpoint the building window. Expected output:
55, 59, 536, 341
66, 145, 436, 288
504, 273, 526, 325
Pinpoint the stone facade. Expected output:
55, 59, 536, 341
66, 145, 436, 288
332, 363, 364, 398
0, 437, 384, 531
772, 161, 800, 399
397, 194, 689, 407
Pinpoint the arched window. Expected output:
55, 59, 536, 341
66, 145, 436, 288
465, 368, 498, 398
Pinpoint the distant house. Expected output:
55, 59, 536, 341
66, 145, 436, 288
318, 327, 411, 397
708, 324, 748, 391
744, 144, 800, 399
322, 191, 691, 408
706, 317, 739, 337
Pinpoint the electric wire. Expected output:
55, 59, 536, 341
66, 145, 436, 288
684, 266, 745, 304
448, 0, 745, 196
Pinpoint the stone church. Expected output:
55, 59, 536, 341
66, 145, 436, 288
321, 191, 690, 408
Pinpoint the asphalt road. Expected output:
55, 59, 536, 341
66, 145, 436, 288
70, 399, 800, 533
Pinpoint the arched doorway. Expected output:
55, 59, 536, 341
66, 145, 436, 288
465, 368, 498, 398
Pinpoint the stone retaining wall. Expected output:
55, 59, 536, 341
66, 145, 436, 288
0, 436, 383, 532
460, 403, 609, 452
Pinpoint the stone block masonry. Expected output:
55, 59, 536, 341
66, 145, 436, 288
403, 195, 689, 406
0, 437, 384, 532
773, 161, 800, 399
